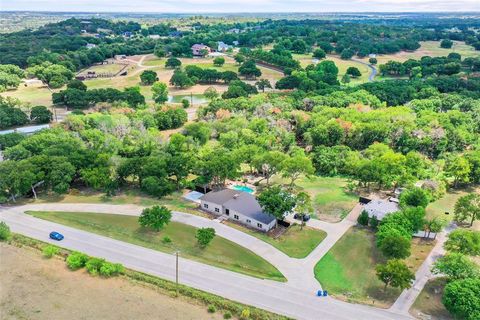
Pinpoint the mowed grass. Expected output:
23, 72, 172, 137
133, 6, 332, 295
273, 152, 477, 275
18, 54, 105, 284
27, 210, 285, 281
297, 176, 357, 222
426, 186, 480, 230
293, 53, 371, 84
1, 84, 55, 106
410, 278, 453, 320
233, 224, 327, 258
314, 227, 435, 307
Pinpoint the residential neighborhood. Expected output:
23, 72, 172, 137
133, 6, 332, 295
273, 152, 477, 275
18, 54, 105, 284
1, 6, 480, 320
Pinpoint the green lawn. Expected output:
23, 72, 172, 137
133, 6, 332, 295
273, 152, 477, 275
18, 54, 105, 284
410, 278, 453, 320
231, 224, 327, 258
314, 227, 435, 307
27, 210, 285, 281
297, 176, 358, 222
426, 186, 480, 230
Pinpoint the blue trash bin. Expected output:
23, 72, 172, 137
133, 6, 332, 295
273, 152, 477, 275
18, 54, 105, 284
317, 290, 323, 296
323, 290, 328, 296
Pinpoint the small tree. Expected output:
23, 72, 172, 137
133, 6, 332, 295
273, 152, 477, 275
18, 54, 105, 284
213, 57, 225, 67
66, 252, 89, 270
257, 186, 296, 220
313, 48, 326, 60
454, 194, 480, 227
181, 99, 190, 108
30, 105, 52, 124
443, 278, 480, 320
357, 210, 369, 226
444, 229, 480, 256
295, 191, 313, 230
370, 215, 379, 229
440, 39, 454, 49
139, 205, 172, 231
376, 259, 415, 291
196, 227, 216, 248
152, 82, 169, 104
432, 253, 479, 280
341, 73, 351, 84
378, 232, 411, 259
255, 79, 272, 92
369, 57, 378, 65
204, 87, 219, 100
346, 67, 362, 78
234, 54, 245, 65
400, 187, 430, 209
165, 57, 182, 69
0, 222, 11, 241
42, 245, 60, 258
140, 70, 158, 85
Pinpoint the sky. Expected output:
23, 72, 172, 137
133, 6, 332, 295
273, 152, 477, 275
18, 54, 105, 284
2, 0, 480, 13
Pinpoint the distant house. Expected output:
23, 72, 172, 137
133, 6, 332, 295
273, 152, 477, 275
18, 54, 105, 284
148, 35, 161, 40
114, 54, 127, 60
232, 40, 240, 46
80, 29, 87, 34
368, 53, 377, 58
86, 43, 97, 49
199, 189, 277, 232
123, 31, 133, 38
191, 44, 211, 56
217, 41, 232, 52
362, 198, 400, 221
228, 28, 241, 34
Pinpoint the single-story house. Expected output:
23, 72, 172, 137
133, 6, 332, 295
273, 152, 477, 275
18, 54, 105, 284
362, 198, 400, 221
199, 189, 277, 232
217, 41, 232, 52
191, 44, 211, 56
232, 40, 240, 46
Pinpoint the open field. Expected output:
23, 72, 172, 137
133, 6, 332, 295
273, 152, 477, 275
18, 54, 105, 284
426, 186, 480, 230
26, 210, 285, 281
293, 53, 371, 84
0, 243, 221, 320
314, 227, 435, 308
1, 82, 55, 106
83, 62, 127, 75
410, 278, 452, 320
357, 41, 479, 66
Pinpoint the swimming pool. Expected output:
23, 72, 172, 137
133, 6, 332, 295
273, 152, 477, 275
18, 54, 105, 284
232, 185, 254, 193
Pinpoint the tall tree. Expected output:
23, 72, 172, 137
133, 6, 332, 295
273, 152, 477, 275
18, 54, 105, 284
151, 82, 169, 104
139, 205, 172, 231
454, 194, 480, 227
257, 186, 296, 220
376, 259, 415, 291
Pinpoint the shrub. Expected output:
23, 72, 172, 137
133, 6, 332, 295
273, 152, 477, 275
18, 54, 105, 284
223, 311, 232, 319
181, 99, 190, 108
66, 252, 89, 270
207, 305, 216, 313
99, 262, 124, 277
85, 257, 106, 276
240, 308, 251, 320
0, 221, 11, 241
42, 245, 59, 258
357, 210, 369, 226
369, 215, 379, 229
162, 236, 172, 244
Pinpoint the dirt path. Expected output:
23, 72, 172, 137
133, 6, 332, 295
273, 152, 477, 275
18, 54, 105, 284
0, 243, 221, 320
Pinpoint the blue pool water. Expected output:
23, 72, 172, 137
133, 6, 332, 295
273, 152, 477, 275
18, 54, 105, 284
232, 185, 254, 193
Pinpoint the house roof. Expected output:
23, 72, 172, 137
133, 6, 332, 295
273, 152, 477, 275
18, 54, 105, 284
363, 199, 400, 220
199, 189, 276, 225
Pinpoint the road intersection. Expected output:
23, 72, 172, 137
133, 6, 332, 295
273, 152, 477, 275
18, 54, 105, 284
1, 203, 415, 320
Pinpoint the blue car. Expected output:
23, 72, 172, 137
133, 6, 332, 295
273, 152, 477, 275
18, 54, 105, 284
49, 231, 64, 241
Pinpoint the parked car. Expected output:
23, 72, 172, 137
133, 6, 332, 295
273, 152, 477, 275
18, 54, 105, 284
293, 213, 311, 222
49, 231, 64, 241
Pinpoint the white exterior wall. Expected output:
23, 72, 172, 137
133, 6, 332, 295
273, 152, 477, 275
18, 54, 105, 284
200, 200, 223, 216
229, 209, 276, 232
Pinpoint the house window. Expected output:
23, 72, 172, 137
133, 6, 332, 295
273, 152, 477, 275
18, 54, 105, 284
246, 219, 251, 223
234, 215, 239, 220
257, 223, 263, 228
215, 208, 220, 213
203, 203, 209, 209
225, 209, 230, 215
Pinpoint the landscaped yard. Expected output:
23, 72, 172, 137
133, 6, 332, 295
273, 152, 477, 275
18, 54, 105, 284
314, 227, 435, 308
26, 210, 285, 281
410, 278, 452, 320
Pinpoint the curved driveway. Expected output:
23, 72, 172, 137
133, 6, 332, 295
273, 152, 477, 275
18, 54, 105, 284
0, 203, 411, 320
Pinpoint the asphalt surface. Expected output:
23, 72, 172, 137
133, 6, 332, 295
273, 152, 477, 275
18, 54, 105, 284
0, 204, 412, 320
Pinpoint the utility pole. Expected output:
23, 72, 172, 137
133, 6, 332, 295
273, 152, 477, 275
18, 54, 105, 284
175, 251, 179, 297
190, 92, 193, 108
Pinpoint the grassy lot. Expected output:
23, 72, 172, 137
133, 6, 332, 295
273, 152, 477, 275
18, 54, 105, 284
293, 53, 371, 84
410, 278, 452, 320
357, 41, 478, 66
227, 223, 327, 258
1, 83, 55, 106
269, 175, 357, 222
314, 227, 435, 308
426, 186, 480, 230
26, 210, 285, 281
297, 176, 357, 222
84, 63, 125, 74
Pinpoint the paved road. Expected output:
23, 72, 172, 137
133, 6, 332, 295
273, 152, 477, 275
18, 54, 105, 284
351, 58, 377, 81
389, 223, 456, 314
0, 204, 411, 320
